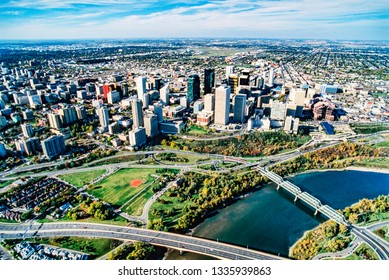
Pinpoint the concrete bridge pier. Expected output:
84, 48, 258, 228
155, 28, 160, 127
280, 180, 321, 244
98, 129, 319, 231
276, 184, 280, 191
314, 209, 318, 216
294, 196, 298, 203
179, 250, 184, 255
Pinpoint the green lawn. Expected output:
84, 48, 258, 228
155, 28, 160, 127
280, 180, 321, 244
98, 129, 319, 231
354, 157, 389, 169
155, 153, 212, 164
87, 168, 161, 207
58, 169, 107, 188
121, 187, 155, 216
31, 237, 122, 259
185, 125, 209, 135
149, 192, 196, 226
338, 243, 379, 260
0, 180, 13, 189
0, 218, 20, 224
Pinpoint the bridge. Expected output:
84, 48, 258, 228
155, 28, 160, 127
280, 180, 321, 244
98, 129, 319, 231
0, 222, 286, 260
254, 166, 348, 225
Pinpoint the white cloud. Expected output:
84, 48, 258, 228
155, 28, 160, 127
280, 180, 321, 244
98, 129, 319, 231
0, 0, 388, 40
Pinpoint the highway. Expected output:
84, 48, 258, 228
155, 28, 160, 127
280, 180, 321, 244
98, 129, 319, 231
0, 222, 286, 260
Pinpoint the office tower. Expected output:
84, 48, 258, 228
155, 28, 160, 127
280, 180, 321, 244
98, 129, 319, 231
58, 107, 77, 126
41, 135, 66, 158
270, 100, 287, 121
75, 105, 87, 120
289, 88, 306, 105
286, 103, 297, 118
143, 114, 159, 137
129, 127, 147, 147
233, 94, 246, 123
239, 69, 250, 86
204, 69, 215, 94
228, 74, 239, 95
268, 68, 274, 87
204, 93, 215, 111
187, 74, 200, 102
284, 116, 300, 134
284, 116, 293, 132
107, 90, 120, 104
160, 84, 170, 105
193, 100, 204, 114
136, 76, 147, 101
142, 92, 150, 108
131, 98, 144, 129
48, 113, 62, 129
102, 84, 110, 99
225, 65, 235, 80
152, 103, 163, 123
154, 78, 162, 91
21, 123, 34, 137
214, 85, 231, 125
96, 107, 110, 127
22, 110, 34, 120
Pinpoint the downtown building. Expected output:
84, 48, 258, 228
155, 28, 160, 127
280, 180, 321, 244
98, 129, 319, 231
41, 135, 66, 158
187, 74, 200, 103
214, 85, 231, 125
204, 68, 215, 94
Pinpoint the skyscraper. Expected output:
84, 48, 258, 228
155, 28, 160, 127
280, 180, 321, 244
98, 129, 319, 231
143, 114, 159, 137
225, 65, 235, 80
136, 76, 147, 101
204, 93, 215, 112
268, 68, 274, 87
96, 107, 110, 127
214, 85, 231, 125
228, 74, 239, 95
129, 127, 147, 147
160, 84, 170, 105
187, 74, 200, 102
131, 98, 144, 129
233, 94, 246, 123
204, 69, 215, 94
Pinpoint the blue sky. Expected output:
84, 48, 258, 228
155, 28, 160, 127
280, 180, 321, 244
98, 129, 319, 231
0, 0, 388, 40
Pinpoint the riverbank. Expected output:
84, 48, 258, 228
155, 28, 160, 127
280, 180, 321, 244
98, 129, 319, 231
286, 165, 389, 179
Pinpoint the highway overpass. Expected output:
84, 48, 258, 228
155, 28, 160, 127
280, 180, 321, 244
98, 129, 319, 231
0, 222, 286, 260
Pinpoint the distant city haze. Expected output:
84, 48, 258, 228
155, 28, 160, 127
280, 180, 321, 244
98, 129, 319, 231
0, 0, 388, 40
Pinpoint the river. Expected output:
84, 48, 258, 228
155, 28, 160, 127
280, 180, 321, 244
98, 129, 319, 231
165, 169, 389, 260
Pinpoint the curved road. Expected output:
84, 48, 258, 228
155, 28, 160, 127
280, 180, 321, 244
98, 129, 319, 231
0, 222, 286, 260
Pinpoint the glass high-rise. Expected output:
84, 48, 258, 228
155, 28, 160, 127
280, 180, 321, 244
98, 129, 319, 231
187, 74, 200, 102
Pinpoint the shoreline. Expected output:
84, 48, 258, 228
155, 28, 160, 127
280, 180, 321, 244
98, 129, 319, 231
288, 166, 389, 258
286, 165, 389, 179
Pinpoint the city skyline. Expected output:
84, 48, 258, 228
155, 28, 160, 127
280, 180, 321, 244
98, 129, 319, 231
0, 0, 388, 41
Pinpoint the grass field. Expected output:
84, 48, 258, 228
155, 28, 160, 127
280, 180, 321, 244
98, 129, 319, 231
87, 168, 161, 207
58, 169, 107, 188
155, 153, 212, 164
338, 243, 379, 260
149, 191, 196, 225
185, 125, 209, 135
0, 180, 12, 189
121, 186, 155, 216
31, 237, 122, 259
354, 157, 389, 169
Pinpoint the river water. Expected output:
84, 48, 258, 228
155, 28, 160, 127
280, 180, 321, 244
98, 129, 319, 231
165, 170, 389, 260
